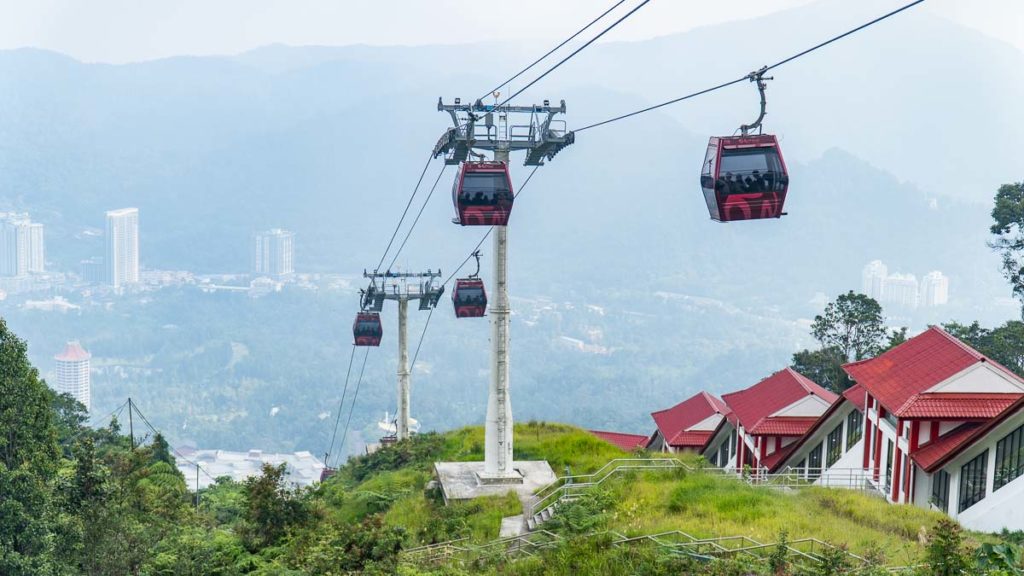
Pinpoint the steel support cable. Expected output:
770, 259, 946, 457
385, 163, 449, 273
62, 399, 130, 446
336, 347, 371, 468
573, 0, 926, 133
375, 151, 436, 274
496, 0, 653, 108
131, 401, 219, 483
325, 345, 358, 466
478, 0, 628, 102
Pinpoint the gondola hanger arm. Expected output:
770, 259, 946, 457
740, 66, 772, 136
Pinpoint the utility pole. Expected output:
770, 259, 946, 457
361, 269, 443, 441
434, 97, 573, 479
128, 397, 135, 450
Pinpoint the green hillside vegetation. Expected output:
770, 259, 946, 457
3, 313, 1023, 574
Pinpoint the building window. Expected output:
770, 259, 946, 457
729, 430, 737, 457
958, 450, 988, 513
884, 411, 898, 429
884, 440, 894, 494
931, 469, 950, 512
710, 451, 719, 467
719, 441, 729, 469
808, 441, 823, 480
846, 409, 863, 449
995, 423, 1024, 491
826, 424, 843, 467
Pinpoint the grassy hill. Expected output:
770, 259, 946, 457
318, 422, 990, 574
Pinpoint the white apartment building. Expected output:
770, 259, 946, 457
54, 341, 92, 412
861, 260, 888, 300
0, 214, 44, 276
106, 208, 140, 288
920, 271, 950, 307
253, 228, 295, 277
882, 273, 919, 308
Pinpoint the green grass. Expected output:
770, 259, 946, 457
324, 422, 993, 568
594, 469, 947, 564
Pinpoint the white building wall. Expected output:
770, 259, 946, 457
938, 413, 1024, 532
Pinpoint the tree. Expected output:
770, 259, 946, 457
811, 291, 888, 362
943, 320, 1024, 378
924, 518, 971, 576
240, 463, 310, 549
791, 346, 851, 393
0, 318, 64, 575
989, 182, 1024, 314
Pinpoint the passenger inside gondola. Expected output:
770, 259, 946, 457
716, 148, 784, 194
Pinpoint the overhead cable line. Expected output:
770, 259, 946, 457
335, 347, 371, 468
374, 152, 436, 273
496, 0, 653, 108
573, 0, 926, 133
62, 399, 129, 446
478, 0, 628, 102
385, 163, 449, 273
325, 345, 358, 466
131, 400, 219, 483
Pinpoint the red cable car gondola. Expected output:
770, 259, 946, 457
452, 251, 487, 318
353, 312, 382, 347
699, 69, 789, 222
452, 161, 514, 226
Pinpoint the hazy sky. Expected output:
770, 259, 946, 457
0, 0, 1020, 63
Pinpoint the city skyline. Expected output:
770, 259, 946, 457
861, 259, 949, 309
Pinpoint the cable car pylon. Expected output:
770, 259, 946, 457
359, 269, 443, 442
434, 94, 573, 482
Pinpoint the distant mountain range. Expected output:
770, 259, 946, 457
1, 0, 1021, 449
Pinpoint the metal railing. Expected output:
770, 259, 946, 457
527, 458, 707, 522
400, 528, 915, 573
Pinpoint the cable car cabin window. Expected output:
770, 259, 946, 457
701, 142, 717, 184
459, 174, 512, 205
354, 321, 381, 336
717, 148, 786, 194
455, 286, 485, 303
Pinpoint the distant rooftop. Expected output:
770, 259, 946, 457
175, 448, 326, 490
55, 340, 91, 362
106, 207, 139, 217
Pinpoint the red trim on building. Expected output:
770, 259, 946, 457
873, 407, 884, 481
892, 420, 903, 502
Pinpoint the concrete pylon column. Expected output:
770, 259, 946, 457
397, 296, 410, 440
484, 147, 514, 477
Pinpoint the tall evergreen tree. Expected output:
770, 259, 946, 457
0, 318, 63, 575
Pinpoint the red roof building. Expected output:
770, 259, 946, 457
647, 391, 728, 454
844, 326, 1024, 507
702, 367, 836, 471
588, 430, 651, 452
